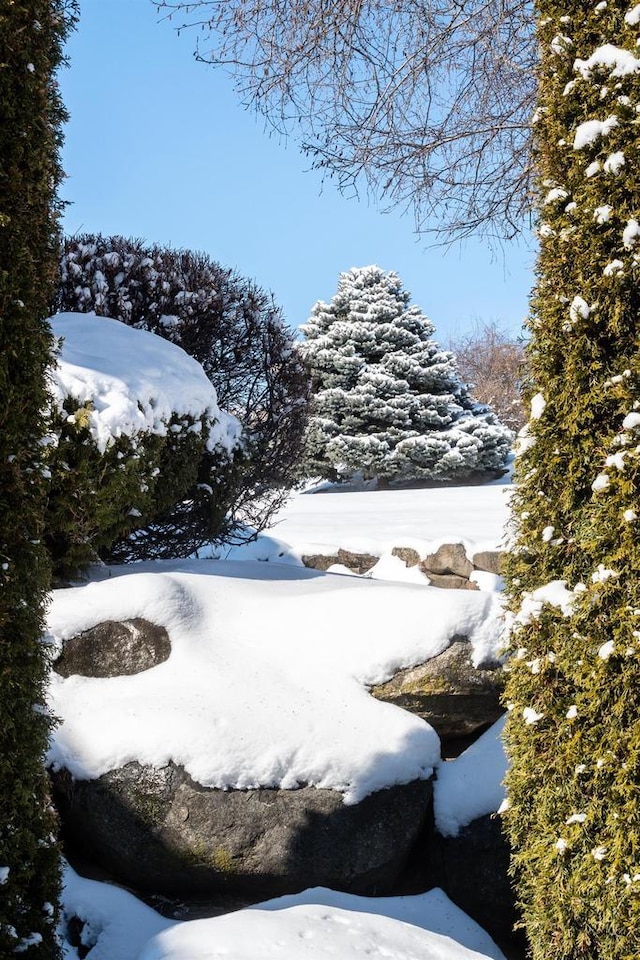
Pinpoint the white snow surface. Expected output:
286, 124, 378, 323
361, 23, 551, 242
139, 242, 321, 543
141, 904, 498, 960
50, 313, 241, 454
434, 717, 507, 837
626, 4, 640, 26
249, 480, 512, 562
574, 44, 640, 78
572, 115, 618, 149
47, 558, 504, 804
61, 864, 505, 960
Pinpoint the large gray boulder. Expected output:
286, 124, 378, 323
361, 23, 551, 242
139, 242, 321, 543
53, 618, 171, 678
51, 762, 431, 900
430, 813, 521, 951
370, 639, 504, 745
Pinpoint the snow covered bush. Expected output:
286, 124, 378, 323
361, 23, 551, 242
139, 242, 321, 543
299, 266, 512, 483
45, 314, 241, 577
503, 6, 640, 959
0, 2, 76, 955
54, 235, 309, 540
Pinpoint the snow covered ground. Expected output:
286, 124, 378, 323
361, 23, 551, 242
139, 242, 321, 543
206, 477, 513, 584
267, 478, 512, 557
61, 864, 506, 960
54, 477, 512, 960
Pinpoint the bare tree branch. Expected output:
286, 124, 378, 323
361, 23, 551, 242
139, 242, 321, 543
157, 0, 536, 243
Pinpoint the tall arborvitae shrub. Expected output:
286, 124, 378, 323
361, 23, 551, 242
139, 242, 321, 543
503, 4, 640, 958
300, 265, 512, 483
0, 2, 76, 956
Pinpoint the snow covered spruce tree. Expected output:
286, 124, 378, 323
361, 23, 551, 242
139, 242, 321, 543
0, 2, 76, 956
55, 235, 309, 550
299, 266, 512, 483
503, 5, 640, 958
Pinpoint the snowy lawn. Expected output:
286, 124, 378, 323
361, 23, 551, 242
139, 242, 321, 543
209, 477, 513, 577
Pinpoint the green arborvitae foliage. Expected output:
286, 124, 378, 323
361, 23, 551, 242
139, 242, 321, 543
0, 1, 77, 956
503, 3, 640, 958
300, 265, 512, 483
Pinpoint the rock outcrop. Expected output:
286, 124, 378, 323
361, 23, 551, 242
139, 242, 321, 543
370, 639, 503, 746
53, 618, 171, 678
430, 813, 521, 951
302, 543, 504, 590
51, 762, 431, 900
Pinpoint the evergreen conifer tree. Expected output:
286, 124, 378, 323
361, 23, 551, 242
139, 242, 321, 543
503, 4, 640, 957
0, 2, 76, 955
300, 265, 512, 483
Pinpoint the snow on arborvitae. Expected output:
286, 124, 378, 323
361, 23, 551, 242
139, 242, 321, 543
503, 5, 640, 960
300, 266, 512, 483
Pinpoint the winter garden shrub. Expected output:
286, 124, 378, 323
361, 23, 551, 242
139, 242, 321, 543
45, 314, 241, 578
0, 2, 77, 956
503, 4, 640, 958
299, 265, 513, 483
54, 236, 309, 553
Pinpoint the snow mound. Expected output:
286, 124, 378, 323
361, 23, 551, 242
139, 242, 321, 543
140, 898, 503, 960
50, 312, 241, 454
60, 864, 505, 960
434, 716, 507, 837
47, 559, 504, 804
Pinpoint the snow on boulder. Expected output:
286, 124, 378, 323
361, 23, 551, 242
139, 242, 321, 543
47, 561, 505, 797
434, 716, 507, 838
50, 312, 241, 455
47, 558, 504, 899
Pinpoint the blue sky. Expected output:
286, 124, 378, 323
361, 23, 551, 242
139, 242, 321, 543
59, 0, 535, 341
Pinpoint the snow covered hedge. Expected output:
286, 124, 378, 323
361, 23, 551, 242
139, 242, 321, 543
45, 314, 241, 577
0, 2, 74, 954
299, 266, 512, 484
54, 235, 309, 535
503, 5, 640, 959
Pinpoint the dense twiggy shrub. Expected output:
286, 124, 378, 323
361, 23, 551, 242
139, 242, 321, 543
449, 321, 527, 431
503, 5, 640, 958
0, 2, 77, 956
299, 265, 512, 483
54, 236, 310, 545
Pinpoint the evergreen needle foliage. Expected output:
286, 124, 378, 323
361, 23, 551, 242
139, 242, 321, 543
0, 2, 77, 956
503, 4, 640, 957
300, 266, 512, 484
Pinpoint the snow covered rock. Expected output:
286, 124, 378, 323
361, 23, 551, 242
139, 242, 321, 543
59, 862, 507, 960
46, 559, 505, 903
300, 541, 505, 592
370, 640, 504, 744
53, 763, 431, 900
